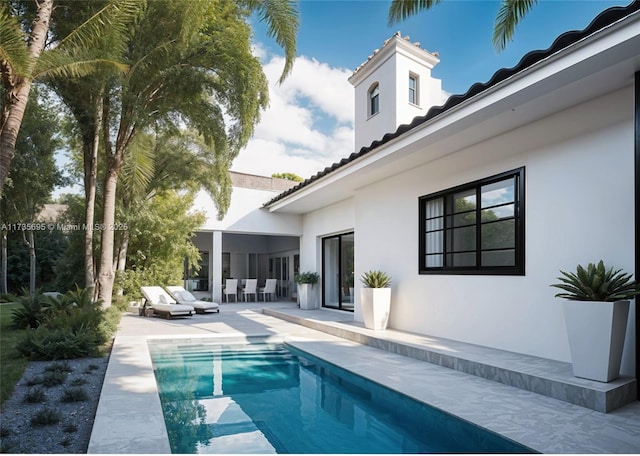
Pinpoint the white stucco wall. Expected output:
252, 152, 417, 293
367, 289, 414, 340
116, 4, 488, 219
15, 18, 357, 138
299, 199, 355, 308
305, 85, 636, 373
193, 187, 302, 235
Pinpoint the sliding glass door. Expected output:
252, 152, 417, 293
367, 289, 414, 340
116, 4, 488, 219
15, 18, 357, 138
322, 232, 354, 311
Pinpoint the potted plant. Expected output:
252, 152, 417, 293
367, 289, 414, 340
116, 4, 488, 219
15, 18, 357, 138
360, 270, 392, 330
345, 272, 355, 302
295, 272, 319, 310
551, 260, 640, 382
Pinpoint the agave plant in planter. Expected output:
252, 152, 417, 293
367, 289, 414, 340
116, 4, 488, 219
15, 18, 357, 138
551, 260, 640, 382
360, 270, 392, 330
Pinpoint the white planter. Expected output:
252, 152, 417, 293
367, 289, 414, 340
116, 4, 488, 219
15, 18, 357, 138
298, 283, 317, 310
563, 300, 630, 382
361, 288, 391, 330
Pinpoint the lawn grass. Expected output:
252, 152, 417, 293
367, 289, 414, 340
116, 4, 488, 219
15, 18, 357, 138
0, 303, 28, 409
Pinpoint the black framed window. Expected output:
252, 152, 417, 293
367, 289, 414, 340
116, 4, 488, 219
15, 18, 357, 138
419, 168, 525, 275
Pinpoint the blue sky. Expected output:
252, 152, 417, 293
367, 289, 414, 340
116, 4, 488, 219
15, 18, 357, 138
230, 0, 628, 179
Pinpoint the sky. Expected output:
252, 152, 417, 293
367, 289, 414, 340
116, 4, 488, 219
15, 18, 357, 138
231, 0, 629, 180
53, 0, 629, 196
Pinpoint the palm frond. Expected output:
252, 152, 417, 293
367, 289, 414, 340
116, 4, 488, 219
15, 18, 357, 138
56, 0, 144, 54
33, 52, 128, 79
388, 0, 442, 25
244, 0, 299, 83
493, 0, 537, 51
121, 134, 155, 198
0, 5, 30, 77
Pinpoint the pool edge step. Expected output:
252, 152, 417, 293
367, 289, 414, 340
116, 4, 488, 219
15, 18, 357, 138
262, 308, 636, 413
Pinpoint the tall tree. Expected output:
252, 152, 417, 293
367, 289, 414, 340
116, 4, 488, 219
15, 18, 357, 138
92, 0, 298, 307
0, 0, 53, 196
0, 86, 64, 295
388, 0, 537, 50
48, 0, 141, 289
0, 0, 141, 197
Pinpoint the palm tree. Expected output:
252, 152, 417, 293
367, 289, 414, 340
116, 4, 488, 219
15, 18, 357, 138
0, 0, 141, 197
47, 0, 142, 289
388, 0, 537, 51
93, 0, 298, 307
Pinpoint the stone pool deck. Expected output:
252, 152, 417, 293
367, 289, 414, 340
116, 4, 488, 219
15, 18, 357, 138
88, 301, 640, 454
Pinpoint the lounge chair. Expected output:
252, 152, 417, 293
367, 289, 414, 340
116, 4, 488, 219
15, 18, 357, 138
165, 286, 220, 314
140, 286, 194, 319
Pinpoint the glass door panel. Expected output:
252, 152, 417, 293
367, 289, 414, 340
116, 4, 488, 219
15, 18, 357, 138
323, 237, 340, 309
322, 232, 354, 311
340, 233, 355, 311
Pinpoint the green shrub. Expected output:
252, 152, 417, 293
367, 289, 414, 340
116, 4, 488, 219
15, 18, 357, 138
10, 288, 49, 329
23, 387, 46, 403
25, 375, 44, 386
17, 325, 102, 360
69, 377, 88, 386
42, 370, 67, 387
60, 387, 88, 403
30, 407, 61, 426
62, 423, 77, 433
84, 364, 99, 374
44, 361, 72, 373
60, 437, 73, 447
294, 271, 319, 284
13, 286, 120, 361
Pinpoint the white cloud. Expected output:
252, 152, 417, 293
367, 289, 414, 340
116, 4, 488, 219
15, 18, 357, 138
231, 52, 354, 179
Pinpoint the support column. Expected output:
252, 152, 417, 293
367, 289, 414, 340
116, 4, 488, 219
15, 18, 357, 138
212, 231, 223, 303
634, 71, 639, 400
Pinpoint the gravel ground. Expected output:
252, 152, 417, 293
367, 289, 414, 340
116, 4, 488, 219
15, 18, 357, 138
0, 356, 108, 454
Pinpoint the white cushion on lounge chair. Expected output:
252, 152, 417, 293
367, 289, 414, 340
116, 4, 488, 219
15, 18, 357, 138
165, 286, 220, 314
140, 286, 194, 318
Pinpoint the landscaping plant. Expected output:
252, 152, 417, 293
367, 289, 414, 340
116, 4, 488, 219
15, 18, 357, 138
551, 260, 640, 301
360, 270, 392, 288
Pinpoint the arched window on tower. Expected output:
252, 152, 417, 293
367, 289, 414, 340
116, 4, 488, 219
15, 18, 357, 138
368, 83, 379, 117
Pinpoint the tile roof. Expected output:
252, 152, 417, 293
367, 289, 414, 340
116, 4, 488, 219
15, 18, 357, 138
265, 1, 640, 208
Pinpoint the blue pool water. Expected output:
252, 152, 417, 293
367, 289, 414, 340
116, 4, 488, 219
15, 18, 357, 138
148, 339, 534, 454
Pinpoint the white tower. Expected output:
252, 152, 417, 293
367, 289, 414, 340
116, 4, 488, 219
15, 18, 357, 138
348, 32, 444, 152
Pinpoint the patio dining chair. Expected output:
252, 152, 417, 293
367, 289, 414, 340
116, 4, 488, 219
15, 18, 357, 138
242, 279, 258, 302
258, 278, 278, 301
223, 278, 238, 302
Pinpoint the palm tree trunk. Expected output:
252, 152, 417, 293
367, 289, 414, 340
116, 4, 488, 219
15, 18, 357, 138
83, 91, 103, 288
97, 167, 119, 307
0, 0, 54, 194
21, 229, 36, 296
1, 229, 7, 294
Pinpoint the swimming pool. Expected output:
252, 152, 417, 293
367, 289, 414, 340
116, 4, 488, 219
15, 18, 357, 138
148, 339, 534, 454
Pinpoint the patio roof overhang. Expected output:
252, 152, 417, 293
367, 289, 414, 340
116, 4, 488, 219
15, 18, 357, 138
264, 4, 640, 215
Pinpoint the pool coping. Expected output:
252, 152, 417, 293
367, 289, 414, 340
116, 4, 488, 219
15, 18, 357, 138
88, 307, 640, 454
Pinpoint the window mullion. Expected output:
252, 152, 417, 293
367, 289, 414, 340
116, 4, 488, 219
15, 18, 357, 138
476, 187, 481, 268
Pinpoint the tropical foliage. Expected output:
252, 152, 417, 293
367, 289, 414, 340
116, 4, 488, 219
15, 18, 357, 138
12, 286, 119, 360
551, 260, 640, 301
388, 0, 538, 50
360, 270, 392, 288
295, 271, 320, 284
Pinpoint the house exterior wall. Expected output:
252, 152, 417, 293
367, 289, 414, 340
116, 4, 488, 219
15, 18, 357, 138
353, 54, 397, 152
300, 198, 355, 307
193, 187, 302, 235
303, 85, 635, 374
351, 36, 443, 152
